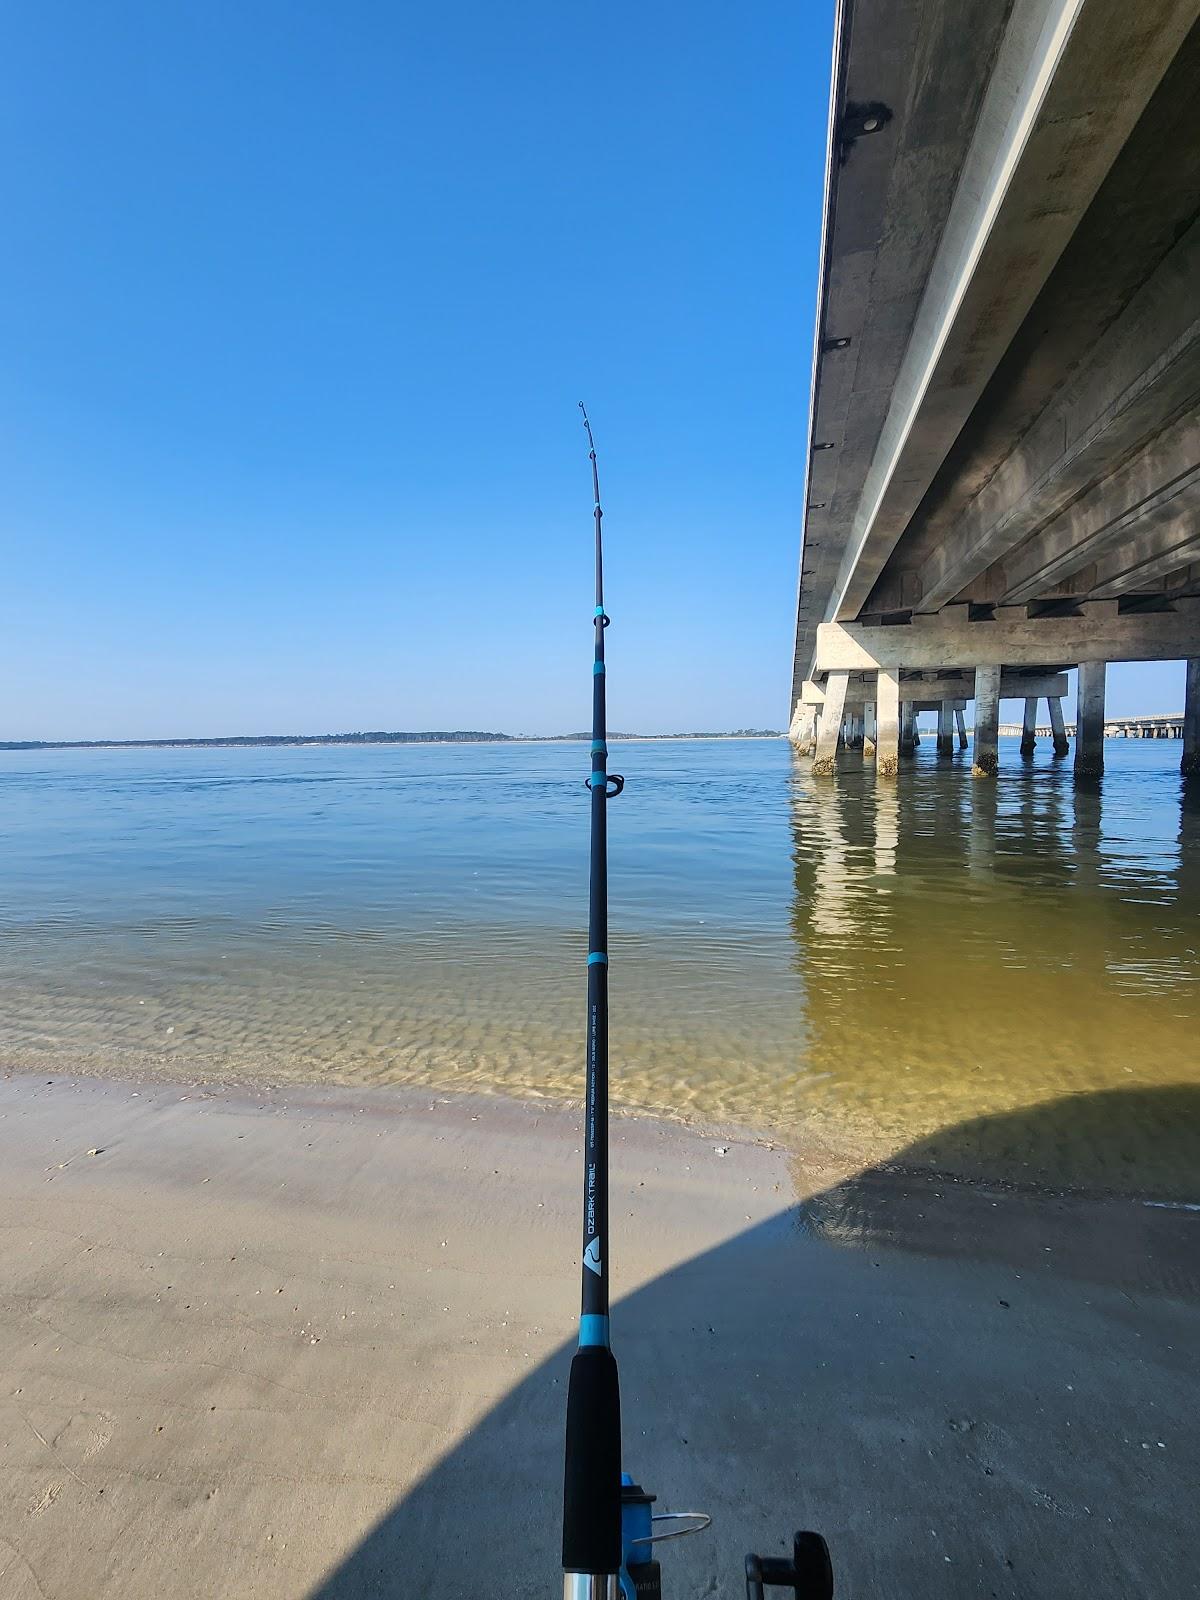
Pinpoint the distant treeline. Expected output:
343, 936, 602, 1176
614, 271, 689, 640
1, 728, 783, 751
0, 731, 516, 751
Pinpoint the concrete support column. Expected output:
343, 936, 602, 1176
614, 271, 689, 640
1021, 696, 1038, 756
812, 670, 849, 776
900, 702, 916, 756
876, 670, 901, 778
1048, 696, 1069, 757
863, 701, 877, 759
846, 713, 864, 751
1183, 659, 1200, 777
937, 699, 955, 757
972, 664, 1001, 778
1075, 661, 1107, 777
955, 707, 968, 749
793, 707, 817, 756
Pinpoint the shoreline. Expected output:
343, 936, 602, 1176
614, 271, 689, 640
5, 1052, 1197, 1214
2, 1068, 1197, 1597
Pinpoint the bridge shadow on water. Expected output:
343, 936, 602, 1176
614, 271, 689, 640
782, 743, 1200, 1205
306, 1085, 1200, 1600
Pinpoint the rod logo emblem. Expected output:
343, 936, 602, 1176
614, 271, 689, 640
583, 1237, 602, 1276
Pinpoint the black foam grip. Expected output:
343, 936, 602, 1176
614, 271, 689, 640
562, 1346, 622, 1573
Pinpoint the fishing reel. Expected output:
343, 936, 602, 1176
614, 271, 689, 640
618, 1476, 708, 1599
618, 1477, 833, 1600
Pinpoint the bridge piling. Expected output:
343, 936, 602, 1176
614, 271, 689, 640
877, 671, 901, 776
955, 707, 968, 749
792, 705, 818, 756
1021, 697, 1038, 757
899, 701, 916, 757
971, 665, 1001, 777
937, 700, 955, 757
812, 670, 849, 775
1049, 696, 1070, 757
1185, 660, 1200, 776
1075, 662, 1107, 777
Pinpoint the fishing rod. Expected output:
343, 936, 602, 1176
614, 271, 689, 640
561, 400, 628, 1599
560, 406, 834, 1600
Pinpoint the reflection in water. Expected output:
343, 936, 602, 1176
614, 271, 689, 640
789, 746, 1200, 1196
1, 739, 1197, 1197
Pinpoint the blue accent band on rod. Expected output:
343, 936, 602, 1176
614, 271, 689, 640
587, 952, 608, 965
593, 661, 605, 675
591, 741, 606, 753
578, 1314, 610, 1348
594, 607, 606, 618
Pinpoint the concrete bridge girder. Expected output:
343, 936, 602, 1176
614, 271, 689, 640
791, 0, 1200, 782
812, 600, 1200, 674
800, 670, 1069, 707
822, 0, 1198, 628
911, 224, 1200, 615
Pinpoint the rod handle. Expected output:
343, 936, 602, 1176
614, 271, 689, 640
562, 1346, 622, 1575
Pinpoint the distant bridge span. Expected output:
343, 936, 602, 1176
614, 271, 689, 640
999, 715, 1186, 739
791, 0, 1200, 778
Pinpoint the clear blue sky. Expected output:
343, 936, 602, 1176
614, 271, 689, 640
0, 3, 1184, 738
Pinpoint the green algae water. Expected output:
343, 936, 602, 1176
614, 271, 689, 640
2, 739, 1197, 1196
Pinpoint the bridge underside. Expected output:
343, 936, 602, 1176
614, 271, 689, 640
792, 0, 1200, 778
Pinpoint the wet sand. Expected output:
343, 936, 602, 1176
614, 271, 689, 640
1, 1071, 1197, 1599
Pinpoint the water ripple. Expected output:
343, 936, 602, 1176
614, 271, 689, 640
1, 736, 1197, 1195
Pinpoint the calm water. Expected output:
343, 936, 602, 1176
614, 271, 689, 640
2, 739, 1197, 1195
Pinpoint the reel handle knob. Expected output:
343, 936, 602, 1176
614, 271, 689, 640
745, 1531, 833, 1600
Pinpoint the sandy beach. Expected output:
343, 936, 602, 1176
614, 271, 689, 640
1, 1070, 1197, 1599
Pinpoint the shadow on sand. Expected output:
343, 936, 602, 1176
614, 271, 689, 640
307, 1085, 1200, 1600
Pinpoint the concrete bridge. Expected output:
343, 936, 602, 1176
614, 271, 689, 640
999, 714, 1186, 739
1103, 715, 1188, 739
790, 0, 1200, 779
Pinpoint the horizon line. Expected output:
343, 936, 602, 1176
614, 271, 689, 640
0, 728, 787, 752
